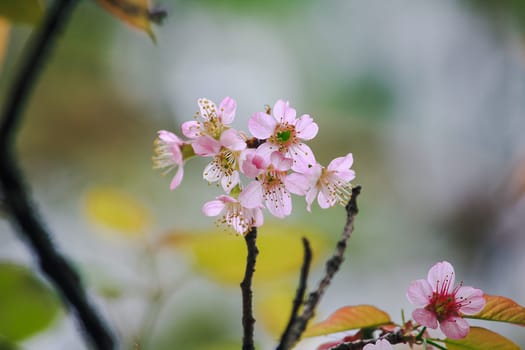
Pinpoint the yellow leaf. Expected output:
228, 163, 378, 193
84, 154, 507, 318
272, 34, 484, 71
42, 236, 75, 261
255, 281, 299, 336
96, 0, 158, 41
0, 0, 43, 25
303, 305, 392, 337
444, 326, 520, 350
160, 224, 328, 285
0, 19, 9, 74
84, 187, 151, 237
465, 294, 525, 326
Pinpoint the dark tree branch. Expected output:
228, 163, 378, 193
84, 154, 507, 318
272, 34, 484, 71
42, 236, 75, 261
276, 186, 362, 349
0, 0, 116, 349
241, 227, 259, 350
329, 330, 405, 350
277, 237, 312, 350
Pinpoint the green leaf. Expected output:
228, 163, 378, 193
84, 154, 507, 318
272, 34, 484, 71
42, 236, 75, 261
0, 0, 43, 25
0, 262, 60, 342
465, 295, 525, 326
303, 305, 392, 337
444, 327, 520, 350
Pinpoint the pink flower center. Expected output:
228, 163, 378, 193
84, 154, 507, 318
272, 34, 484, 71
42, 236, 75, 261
426, 274, 468, 322
270, 123, 297, 151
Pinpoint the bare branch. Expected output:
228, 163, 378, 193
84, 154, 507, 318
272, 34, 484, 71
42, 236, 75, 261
0, 1, 116, 348
329, 330, 405, 350
241, 227, 259, 350
276, 186, 362, 349
277, 237, 312, 350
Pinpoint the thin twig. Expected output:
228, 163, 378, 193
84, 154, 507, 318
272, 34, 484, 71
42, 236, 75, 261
277, 237, 312, 350
0, 1, 115, 349
328, 329, 405, 350
241, 227, 259, 350
277, 186, 362, 349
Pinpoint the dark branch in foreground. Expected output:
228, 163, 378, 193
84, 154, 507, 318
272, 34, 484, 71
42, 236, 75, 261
241, 227, 259, 350
277, 238, 312, 350
329, 330, 405, 350
276, 186, 362, 349
0, 0, 115, 349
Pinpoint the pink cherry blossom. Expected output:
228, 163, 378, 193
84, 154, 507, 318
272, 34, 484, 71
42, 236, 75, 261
182, 97, 237, 139
202, 194, 263, 235
304, 153, 356, 211
243, 151, 310, 218
363, 339, 393, 350
248, 99, 318, 171
200, 128, 247, 193
406, 261, 486, 339
152, 130, 187, 190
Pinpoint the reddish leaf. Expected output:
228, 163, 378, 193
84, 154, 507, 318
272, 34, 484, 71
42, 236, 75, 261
465, 294, 525, 326
444, 326, 520, 350
96, 0, 156, 41
304, 305, 392, 337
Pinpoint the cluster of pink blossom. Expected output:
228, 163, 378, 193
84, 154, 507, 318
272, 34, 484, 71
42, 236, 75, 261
153, 97, 355, 235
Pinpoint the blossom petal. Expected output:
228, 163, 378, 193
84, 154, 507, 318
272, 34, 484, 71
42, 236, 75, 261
412, 308, 438, 329
289, 143, 317, 172
336, 169, 356, 183
248, 112, 277, 139
317, 187, 335, 209
203, 161, 221, 182
170, 166, 184, 190
239, 181, 263, 209
284, 173, 310, 196
305, 187, 318, 212
221, 171, 239, 193
158, 130, 182, 144
219, 96, 236, 124
273, 99, 296, 123
440, 316, 470, 339
327, 153, 354, 172
198, 98, 218, 121
266, 186, 292, 218
241, 149, 265, 178
220, 128, 246, 151
202, 199, 225, 216
427, 261, 455, 293
407, 279, 433, 307
192, 135, 221, 156
251, 207, 264, 227
270, 151, 293, 171
455, 287, 486, 315
254, 142, 278, 163
363, 339, 393, 350
181, 121, 201, 138
295, 114, 318, 140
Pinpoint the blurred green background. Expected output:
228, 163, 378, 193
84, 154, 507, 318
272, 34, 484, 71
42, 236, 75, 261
1, 0, 525, 349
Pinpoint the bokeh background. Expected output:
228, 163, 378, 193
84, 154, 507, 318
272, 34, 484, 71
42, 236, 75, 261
1, 0, 525, 349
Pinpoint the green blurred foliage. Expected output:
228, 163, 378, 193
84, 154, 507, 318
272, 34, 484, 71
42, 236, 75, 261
0, 336, 20, 350
464, 0, 525, 34
151, 307, 242, 350
0, 0, 43, 25
0, 263, 60, 342
328, 75, 394, 121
